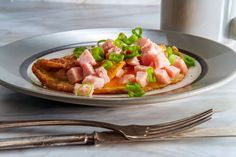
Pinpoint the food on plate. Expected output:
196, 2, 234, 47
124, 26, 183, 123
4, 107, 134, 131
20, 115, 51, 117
32, 27, 196, 97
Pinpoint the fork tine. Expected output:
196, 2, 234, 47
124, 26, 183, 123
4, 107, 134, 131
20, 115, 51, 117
148, 109, 213, 131
147, 109, 213, 130
146, 116, 212, 138
146, 113, 212, 137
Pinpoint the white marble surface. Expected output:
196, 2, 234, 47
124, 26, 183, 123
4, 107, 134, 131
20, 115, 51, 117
0, 1, 236, 157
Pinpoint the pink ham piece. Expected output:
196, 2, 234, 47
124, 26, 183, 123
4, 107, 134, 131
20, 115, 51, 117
164, 66, 180, 78
74, 83, 94, 97
95, 66, 110, 84
134, 65, 149, 72
81, 63, 95, 77
78, 49, 96, 66
136, 71, 148, 87
82, 75, 105, 89
66, 67, 83, 84
141, 52, 170, 69
101, 39, 114, 53
174, 58, 188, 75
138, 38, 152, 49
116, 68, 124, 78
126, 57, 140, 66
154, 69, 171, 84
121, 74, 136, 84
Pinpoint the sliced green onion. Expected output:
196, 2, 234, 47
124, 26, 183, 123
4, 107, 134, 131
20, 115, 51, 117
114, 39, 127, 48
118, 32, 130, 44
76, 83, 93, 96
168, 54, 178, 65
102, 60, 113, 70
132, 27, 143, 38
147, 67, 156, 83
166, 47, 173, 57
126, 83, 145, 97
97, 39, 106, 47
91, 47, 104, 62
108, 53, 124, 63
73, 47, 87, 58
128, 34, 139, 43
124, 45, 141, 59
183, 55, 196, 68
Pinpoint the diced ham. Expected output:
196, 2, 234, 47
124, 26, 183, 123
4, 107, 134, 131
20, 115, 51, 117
101, 39, 114, 53
74, 83, 94, 97
141, 52, 170, 69
95, 66, 110, 84
121, 74, 136, 84
107, 46, 122, 54
81, 63, 95, 77
126, 57, 140, 66
66, 67, 83, 84
82, 75, 105, 89
164, 66, 180, 78
116, 69, 124, 78
138, 38, 162, 55
174, 58, 188, 75
78, 49, 96, 66
138, 38, 152, 48
134, 65, 149, 72
154, 69, 171, 84
136, 71, 148, 87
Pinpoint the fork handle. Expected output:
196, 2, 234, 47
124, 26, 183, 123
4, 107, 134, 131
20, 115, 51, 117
0, 133, 95, 150
0, 120, 118, 131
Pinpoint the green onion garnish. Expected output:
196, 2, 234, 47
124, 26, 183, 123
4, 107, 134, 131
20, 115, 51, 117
126, 83, 145, 97
73, 47, 87, 58
168, 54, 178, 65
147, 67, 156, 83
108, 53, 124, 63
183, 55, 196, 68
166, 47, 173, 57
76, 83, 93, 96
124, 45, 141, 59
97, 39, 106, 47
114, 39, 127, 48
132, 27, 143, 38
117, 32, 131, 45
102, 60, 113, 70
91, 47, 105, 62
128, 34, 139, 43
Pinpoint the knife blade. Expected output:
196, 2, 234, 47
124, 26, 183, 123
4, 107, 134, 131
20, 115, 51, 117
0, 130, 236, 150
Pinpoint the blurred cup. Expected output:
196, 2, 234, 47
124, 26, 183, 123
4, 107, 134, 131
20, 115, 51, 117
160, 0, 236, 41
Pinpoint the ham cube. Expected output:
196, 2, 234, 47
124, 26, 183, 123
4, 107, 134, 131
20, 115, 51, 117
174, 58, 188, 75
121, 74, 136, 84
81, 63, 95, 77
82, 75, 105, 89
136, 71, 148, 87
134, 65, 149, 72
154, 69, 171, 84
95, 66, 110, 84
78, 49, 96, 66
66, 67, 83, 84
126, 57, 140, 66
164, 66, 180, 78
116, 69, 124, 78
74, 83, 94, 97
138, 38, 152, 48
141, 53, 170, 69
102, 39, 115, 53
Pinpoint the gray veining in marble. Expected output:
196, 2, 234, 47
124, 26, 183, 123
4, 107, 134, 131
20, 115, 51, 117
0, 1, 236, 157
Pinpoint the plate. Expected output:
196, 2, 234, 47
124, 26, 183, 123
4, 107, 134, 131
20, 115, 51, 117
0, 28, 236, 106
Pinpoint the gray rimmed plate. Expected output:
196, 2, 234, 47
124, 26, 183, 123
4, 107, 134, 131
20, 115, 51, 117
0, 28, 236, 107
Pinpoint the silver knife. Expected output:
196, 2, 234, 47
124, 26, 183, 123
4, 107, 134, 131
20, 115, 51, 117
0, 130, 236, 150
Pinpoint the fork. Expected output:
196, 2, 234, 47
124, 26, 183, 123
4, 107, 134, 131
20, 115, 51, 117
0, 109, 213, 139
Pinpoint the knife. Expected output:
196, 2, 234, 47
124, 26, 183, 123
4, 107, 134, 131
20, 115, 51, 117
0, 130, 236, 150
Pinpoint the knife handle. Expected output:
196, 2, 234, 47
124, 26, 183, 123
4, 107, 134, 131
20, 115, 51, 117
0, 133, 95, 150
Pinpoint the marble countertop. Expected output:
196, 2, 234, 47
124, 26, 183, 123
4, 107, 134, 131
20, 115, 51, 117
0, 1, 236, 157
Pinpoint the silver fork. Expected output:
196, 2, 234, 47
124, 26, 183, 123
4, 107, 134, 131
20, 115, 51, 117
0, 109, 213, 139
